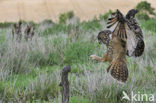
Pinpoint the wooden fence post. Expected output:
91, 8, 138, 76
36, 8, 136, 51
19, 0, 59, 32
59, 66, 71, 103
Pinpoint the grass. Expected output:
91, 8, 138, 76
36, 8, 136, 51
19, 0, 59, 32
140, 18, 156, 33
0, 12, 155, 103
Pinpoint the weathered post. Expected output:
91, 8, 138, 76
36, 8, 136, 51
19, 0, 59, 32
59, 66, 71, 103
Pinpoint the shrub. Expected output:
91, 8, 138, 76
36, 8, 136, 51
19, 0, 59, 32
0, 71, 60, 102
43, 24, 67, 35
79, 19, 101, 32
140, 18, 156, 32
64, 41, 94, 64
67, 24, 82, 41
0, 22, 14, 28
136, 1, 156, 20
26, 73, 59, 101
0, 34, 65, 78
0, 41, 33, 76
136, 1, 155, 16
136, 12, 150, 20
66, 11, 74, 19
40, 19, 55, 25
28, 36, 66, 66
59, 11, 74, 24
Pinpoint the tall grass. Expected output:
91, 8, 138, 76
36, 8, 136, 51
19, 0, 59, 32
0, 13, 155, 102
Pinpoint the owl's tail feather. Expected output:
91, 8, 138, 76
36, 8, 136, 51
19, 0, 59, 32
107, 60, 128, 82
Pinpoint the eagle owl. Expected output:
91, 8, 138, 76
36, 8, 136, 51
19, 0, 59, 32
90, 9, 145, 82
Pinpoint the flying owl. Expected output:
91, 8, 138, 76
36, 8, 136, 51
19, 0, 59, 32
90, 9, 145, 82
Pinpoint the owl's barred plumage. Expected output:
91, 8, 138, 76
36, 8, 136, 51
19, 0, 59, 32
133, 38, 144, 57
107, 60, 128, 82
107, 9, 145, 57
97, 30, 111, 46
125, 9, 145, 57
97, 30, 128, 82
90, 9, 145, 82
107, 35, 128, 82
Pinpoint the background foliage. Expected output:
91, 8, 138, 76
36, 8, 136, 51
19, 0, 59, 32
0, 1, 155, 103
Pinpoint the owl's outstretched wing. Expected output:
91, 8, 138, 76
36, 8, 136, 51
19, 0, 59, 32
107, 9, 139, 56
107, 10, 128, 40
125, 9, 145, 57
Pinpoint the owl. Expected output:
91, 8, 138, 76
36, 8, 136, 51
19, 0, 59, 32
90, 9, 145, 82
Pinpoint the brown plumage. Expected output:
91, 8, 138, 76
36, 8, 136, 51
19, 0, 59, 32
91, 30, 128, 82
90, 9, 145, 82
107, 9, 145, 57
97, 30, 111, 45
107, 34, 128, 82
125, 9, 145, 57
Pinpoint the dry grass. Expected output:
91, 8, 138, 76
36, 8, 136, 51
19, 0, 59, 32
0, 17, 155, 102
0, 0, 156, 22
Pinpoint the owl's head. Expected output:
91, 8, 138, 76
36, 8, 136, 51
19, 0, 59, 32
126, 9, 139, 19
97, 30, 111, 45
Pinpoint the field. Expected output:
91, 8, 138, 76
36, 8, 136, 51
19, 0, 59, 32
0, 2, 156, 103
0, 0, 156, 22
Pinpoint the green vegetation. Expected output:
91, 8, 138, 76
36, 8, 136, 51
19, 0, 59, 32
99, 10, 113, 20
136, 1, 156, 20
0, 22, 14, 28
136, 1, 155, 16
79, 18, 102, 32
140, 18, 156, 32
59, 11, 74, 24
0, 1, 155, 103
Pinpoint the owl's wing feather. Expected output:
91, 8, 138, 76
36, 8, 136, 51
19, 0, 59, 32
107, 10, 138, 56
125, 23, 139, 56
107, 35, 128, 82
107, 10, 128, 40
125, 10, 145, 57
107, 59, 128, 82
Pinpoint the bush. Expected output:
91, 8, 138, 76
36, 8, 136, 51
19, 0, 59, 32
28, 37, 66, 66
0, 22, 14, 28
140, 18, 156, 32
0, 35, 65, 78
79, 19, 101, 32
136, 1, 156, 20
59, 11, 74, 24
136, 1, 155, 16
26, 73, 59, 101
64, 41, 94, 64
43, 19, 101, 35
136, 12, 150, 20
0, 71, 60, 102
43, 24, 67, 35
0, 41, 33, 76
40, 19, 55, 25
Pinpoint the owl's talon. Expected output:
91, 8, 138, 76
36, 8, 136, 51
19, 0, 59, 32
90, 55, 97, 60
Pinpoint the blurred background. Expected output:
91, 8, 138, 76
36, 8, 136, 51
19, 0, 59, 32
0, 0, 155, 22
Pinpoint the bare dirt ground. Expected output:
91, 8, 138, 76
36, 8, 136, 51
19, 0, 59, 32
0, 0, 155, 23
